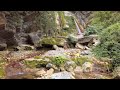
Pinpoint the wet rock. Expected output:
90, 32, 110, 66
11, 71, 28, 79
50, 71, 75, 79
82, 62, 93, 73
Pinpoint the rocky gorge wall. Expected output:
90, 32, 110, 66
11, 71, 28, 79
0, 11, 92, 51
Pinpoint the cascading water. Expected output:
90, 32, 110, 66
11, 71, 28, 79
74, 18, 84, 38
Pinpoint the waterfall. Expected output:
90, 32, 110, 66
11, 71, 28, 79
74, 17, 84, 38
74, 19, 82, 34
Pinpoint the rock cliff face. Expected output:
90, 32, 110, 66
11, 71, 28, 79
71, 11, 92, 30
0, 11, 92, 51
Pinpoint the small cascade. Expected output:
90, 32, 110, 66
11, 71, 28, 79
74, 18, 84, 38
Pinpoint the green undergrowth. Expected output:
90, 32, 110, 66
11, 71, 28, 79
72, 56, 93, 66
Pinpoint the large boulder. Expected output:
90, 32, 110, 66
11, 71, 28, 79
15, 33, 28, 45
27, 32, 40, 46
40, 37, 66, 47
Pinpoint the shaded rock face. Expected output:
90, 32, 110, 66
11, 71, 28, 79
0, 38, 7, 50
0, 43, 7, 51
15, 33, 28, 45
0, 12, 43, 50
71, 11, 92, 29
27, 32, 40, 46
0, 11, 92, 50
0, 30, 18, 48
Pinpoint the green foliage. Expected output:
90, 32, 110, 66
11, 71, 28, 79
51, 56, 67, 67
72, 56, 92, 66
65, 16, 76, 30
58, 11, 66, 29
93, 23, 120, 68
35, 11, 57, 36
87, 11, 120, 34
85, 25, 98, 36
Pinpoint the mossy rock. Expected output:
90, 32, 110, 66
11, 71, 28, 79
36, 60, 49, 68
40, 37, 66, 46
23, 60, 49, 68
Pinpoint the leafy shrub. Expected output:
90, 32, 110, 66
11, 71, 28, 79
87, 11, 120, 34
85, 25, 98, 36
93, 23, 120, 69
51, 56, 67, 67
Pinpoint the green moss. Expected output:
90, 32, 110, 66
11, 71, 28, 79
34, 56, 41, 59
89, 11, 120, 34
72, 56, 92, 66
40, 37, 65, 46
65, 16, 76, 30
23, 60, 49, 68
